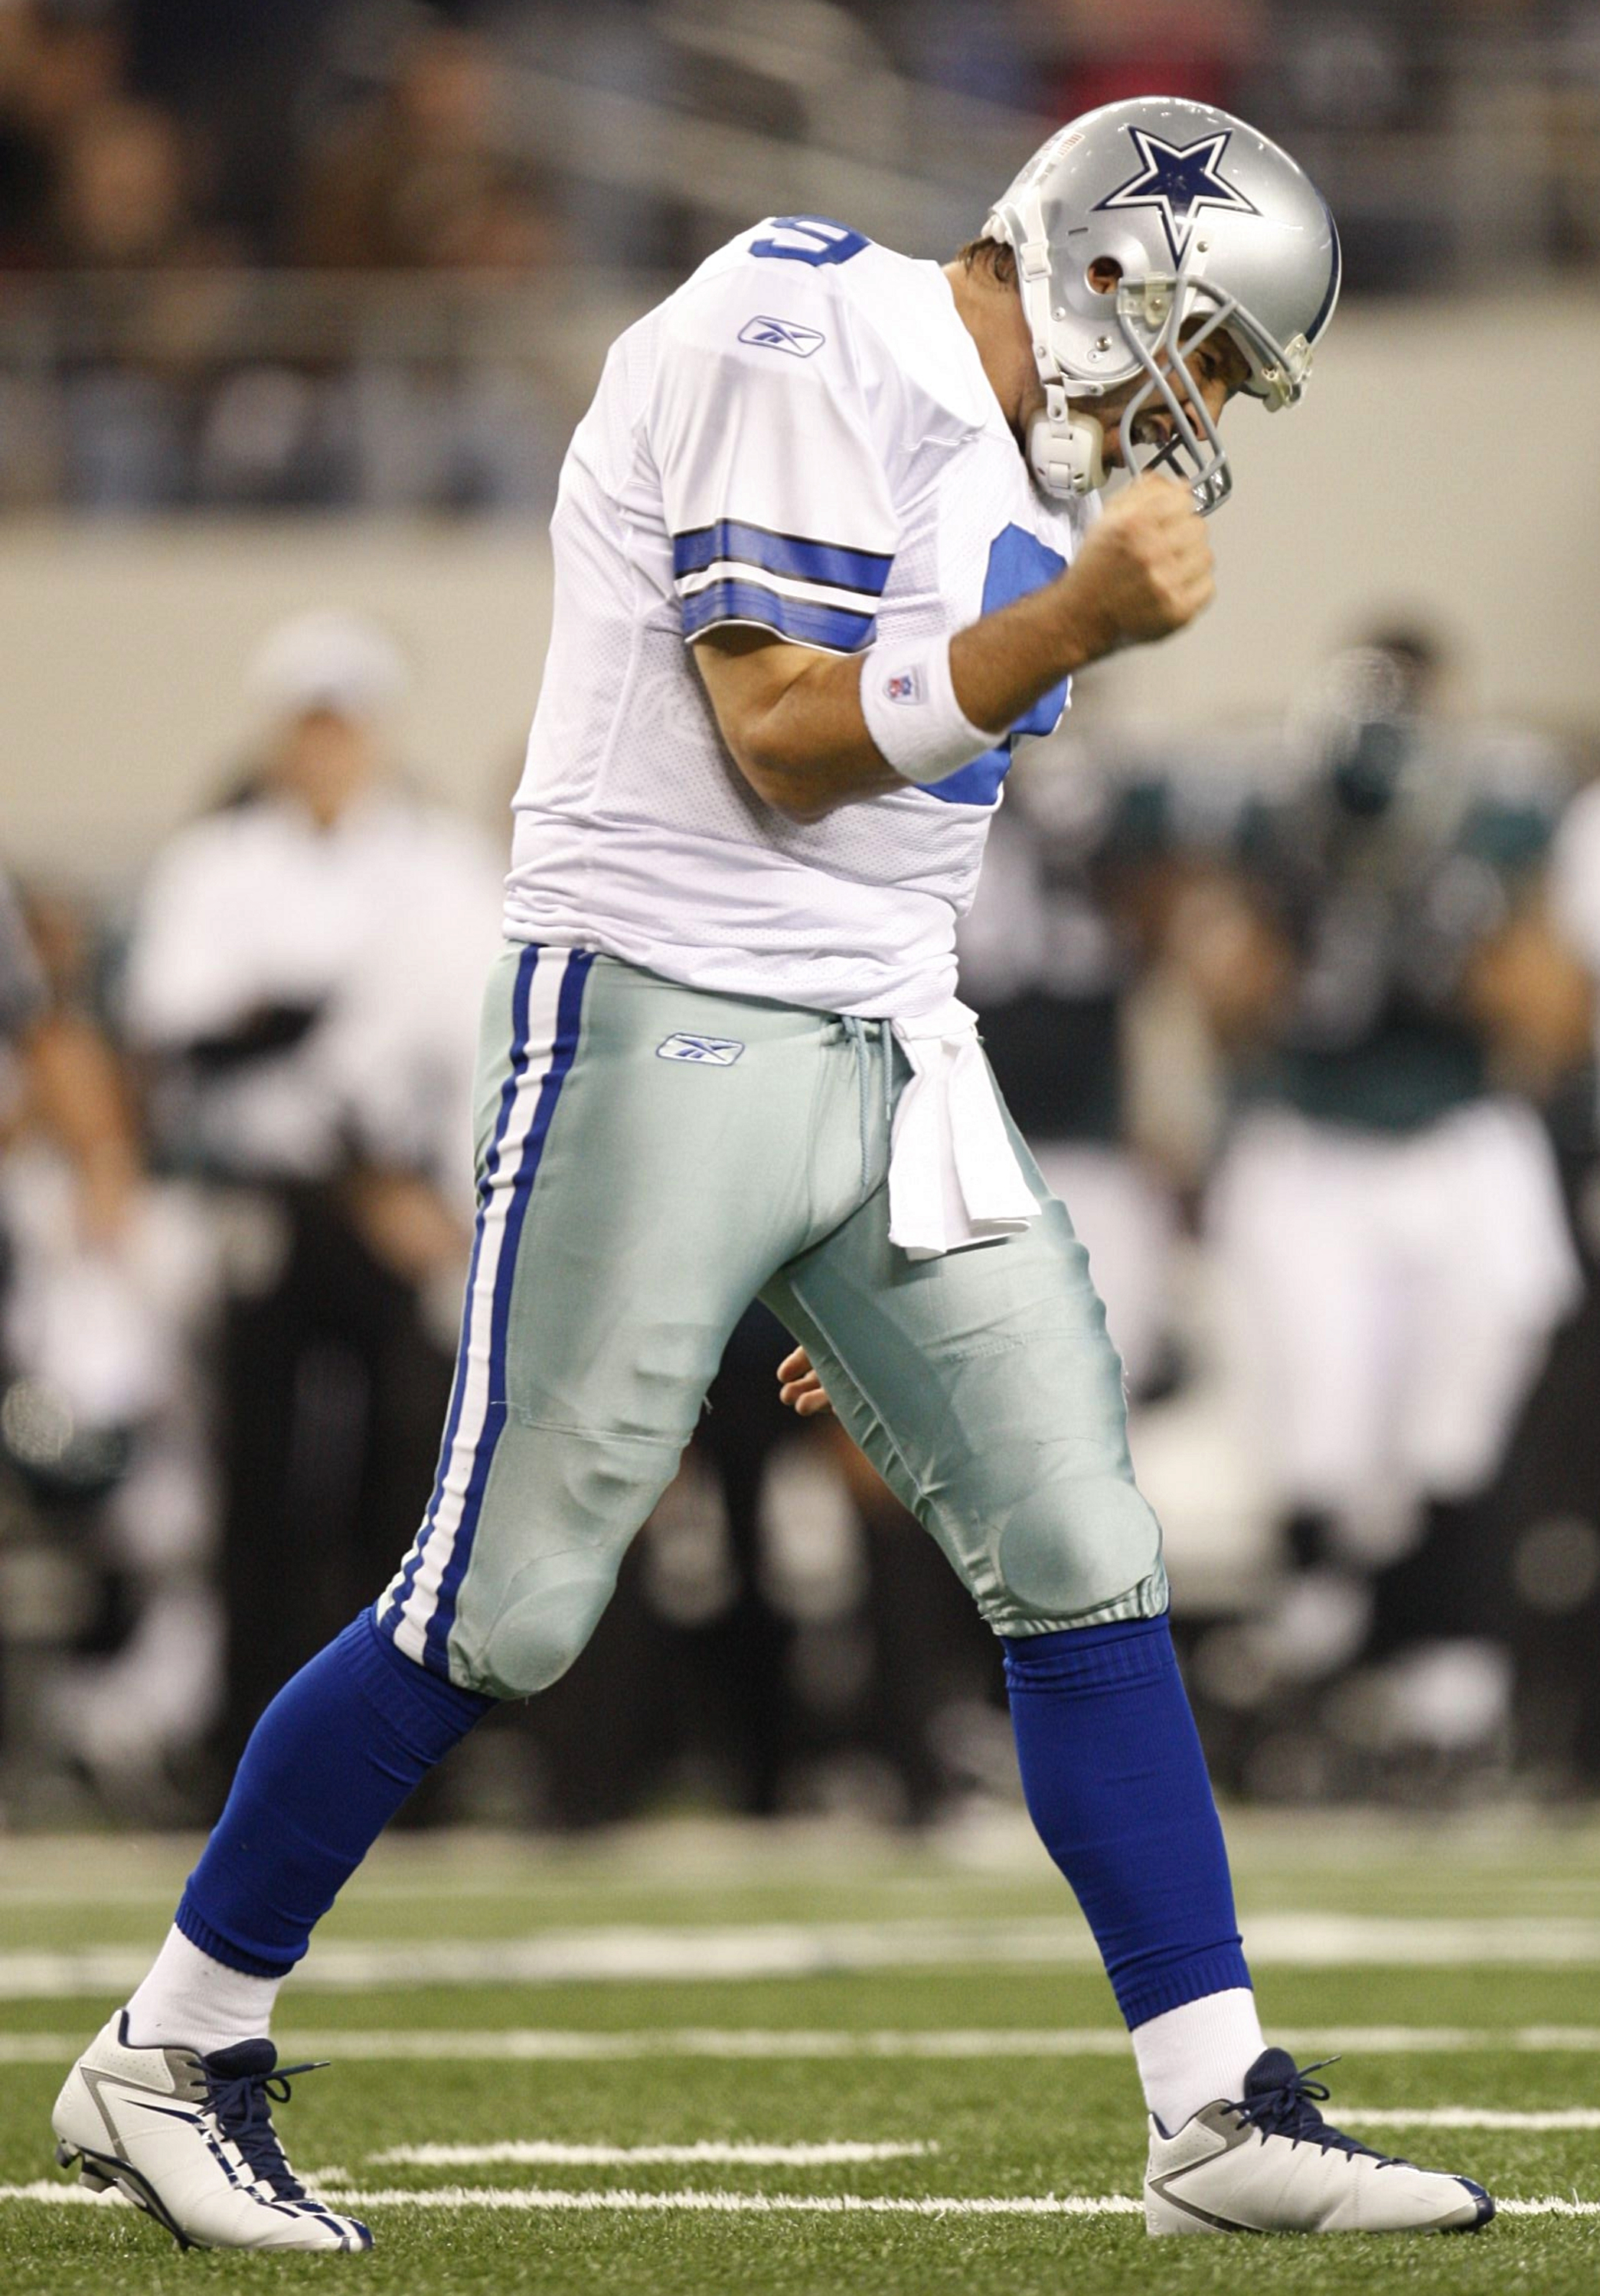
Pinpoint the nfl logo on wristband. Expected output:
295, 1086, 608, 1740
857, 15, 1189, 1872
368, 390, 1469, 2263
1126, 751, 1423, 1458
860, 637, 994, 786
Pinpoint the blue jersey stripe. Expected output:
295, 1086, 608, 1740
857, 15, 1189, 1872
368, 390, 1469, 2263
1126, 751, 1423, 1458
423, 947, 595, 1678
380, 944, 540, 1648
681, 578, 875, 654
672, 520, 892, 597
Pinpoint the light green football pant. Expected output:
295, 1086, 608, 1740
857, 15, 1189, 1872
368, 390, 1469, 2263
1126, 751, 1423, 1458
378, 942, 1167, 1698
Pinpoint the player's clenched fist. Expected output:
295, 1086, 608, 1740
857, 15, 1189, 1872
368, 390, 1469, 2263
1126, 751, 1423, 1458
1059, 475, 1216, 654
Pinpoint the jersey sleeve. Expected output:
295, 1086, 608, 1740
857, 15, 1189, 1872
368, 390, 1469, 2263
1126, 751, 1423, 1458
649, 264, 899, 655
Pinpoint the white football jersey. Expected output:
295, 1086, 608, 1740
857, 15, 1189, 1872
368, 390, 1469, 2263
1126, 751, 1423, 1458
506, 214, 1094, 1019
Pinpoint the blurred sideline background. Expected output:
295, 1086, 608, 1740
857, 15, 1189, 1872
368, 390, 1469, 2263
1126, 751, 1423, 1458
3, 0, 1600, 1838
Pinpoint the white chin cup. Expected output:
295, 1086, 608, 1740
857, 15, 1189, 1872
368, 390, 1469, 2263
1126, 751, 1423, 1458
1026, 390, 1106, 501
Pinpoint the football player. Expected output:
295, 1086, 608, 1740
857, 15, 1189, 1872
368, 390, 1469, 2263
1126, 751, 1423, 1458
54, 98, 1491, 2244
1184, 636, 1579, 1729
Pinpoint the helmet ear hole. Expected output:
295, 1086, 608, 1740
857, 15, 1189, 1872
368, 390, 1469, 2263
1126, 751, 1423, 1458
1086, 256, 1122, 295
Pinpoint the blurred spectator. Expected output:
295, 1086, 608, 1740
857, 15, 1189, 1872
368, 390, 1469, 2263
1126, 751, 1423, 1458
0, 9, 56, 267
125, 0, 341, 256
120, 609, 504, 1777
45, 93, 238, 510
19, 0, 127, 139
1171, 631, 1581, 1785
51, 94, 225, 268
296, 21, 555, 271
0, 0, 129, 266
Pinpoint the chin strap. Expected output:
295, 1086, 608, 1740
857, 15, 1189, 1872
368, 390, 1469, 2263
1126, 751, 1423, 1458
978, 204, 1106, 505
991, 207, 1112, 504
1027, 386, 1106, 501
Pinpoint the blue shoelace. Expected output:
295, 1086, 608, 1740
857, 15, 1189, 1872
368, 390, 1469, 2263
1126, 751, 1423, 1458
203, 2060, 328, 2202
1228, 2056, 1399, 2164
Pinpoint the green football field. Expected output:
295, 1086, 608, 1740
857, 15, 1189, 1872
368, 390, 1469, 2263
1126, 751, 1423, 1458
4, 1812, 1598, 2294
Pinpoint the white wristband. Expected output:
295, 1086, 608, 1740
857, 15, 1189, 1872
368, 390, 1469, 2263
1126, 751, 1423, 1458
859, 637, 996, 787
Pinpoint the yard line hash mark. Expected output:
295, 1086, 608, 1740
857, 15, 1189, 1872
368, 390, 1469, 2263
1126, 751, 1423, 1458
371, 2141, 938, 2166
6, 2183, 1600, 2218
1345, 2108, 1600, 2131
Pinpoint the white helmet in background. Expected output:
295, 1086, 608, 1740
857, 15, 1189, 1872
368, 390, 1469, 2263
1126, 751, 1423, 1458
983, 96, 1341, 515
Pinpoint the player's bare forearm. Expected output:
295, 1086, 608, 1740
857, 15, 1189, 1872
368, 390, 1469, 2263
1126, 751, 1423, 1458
691, 624, 901, 821
693, 475, 1213, 822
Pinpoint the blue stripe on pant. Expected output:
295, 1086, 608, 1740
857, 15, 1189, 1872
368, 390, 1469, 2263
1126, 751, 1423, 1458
379, 944, 593, 1680
424, 948, 593, 1674
380, 943, 540, 1646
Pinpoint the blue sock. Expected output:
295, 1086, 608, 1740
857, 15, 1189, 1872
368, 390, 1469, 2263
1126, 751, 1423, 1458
177, 1608, 491, 1976
1003, 1615, 1250, 2029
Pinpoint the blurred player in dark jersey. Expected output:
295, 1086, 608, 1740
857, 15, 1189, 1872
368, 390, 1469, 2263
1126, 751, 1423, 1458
1172, 631, 1581, 1774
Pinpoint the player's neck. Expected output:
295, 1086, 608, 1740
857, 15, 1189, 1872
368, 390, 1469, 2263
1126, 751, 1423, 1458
941, 257, 1040, 449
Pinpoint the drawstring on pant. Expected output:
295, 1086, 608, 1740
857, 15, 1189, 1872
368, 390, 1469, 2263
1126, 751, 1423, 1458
840, 1014, 877, 1195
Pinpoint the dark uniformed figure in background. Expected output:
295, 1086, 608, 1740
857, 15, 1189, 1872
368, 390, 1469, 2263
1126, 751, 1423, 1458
1168, 631, 1583, 1780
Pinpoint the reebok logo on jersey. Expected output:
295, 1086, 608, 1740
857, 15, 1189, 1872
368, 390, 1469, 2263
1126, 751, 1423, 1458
885, 667, 926, 706
738, 315, 827, 358
656, 1032, 746, 1066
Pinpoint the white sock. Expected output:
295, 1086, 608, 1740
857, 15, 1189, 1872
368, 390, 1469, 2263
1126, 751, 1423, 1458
1131, 1987, 1265, 2135
124, 1925, 284, 2056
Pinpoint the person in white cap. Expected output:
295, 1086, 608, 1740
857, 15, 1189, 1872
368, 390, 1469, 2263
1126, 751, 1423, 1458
58, 103, 1489, 2251
118, 609, 504, 1775
124, 611, 500, 1206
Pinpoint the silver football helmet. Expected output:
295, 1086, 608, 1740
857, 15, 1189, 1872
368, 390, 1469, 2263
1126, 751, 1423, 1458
983, 96, 1340, 515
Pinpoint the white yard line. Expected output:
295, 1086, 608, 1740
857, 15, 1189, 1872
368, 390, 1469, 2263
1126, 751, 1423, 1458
371, 2141, 938, 2166
5, 1913, 1600, 1998
1346, 2108, 1600, 2131
0, 2183, 1133, 2216
4, 2180, 1598, 2219
8, 2024, 1600, 2065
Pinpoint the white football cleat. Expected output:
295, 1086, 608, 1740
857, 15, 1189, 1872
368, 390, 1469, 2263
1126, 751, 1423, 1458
1145, 2047, 1494, 2236
52, 2012, 373, 2252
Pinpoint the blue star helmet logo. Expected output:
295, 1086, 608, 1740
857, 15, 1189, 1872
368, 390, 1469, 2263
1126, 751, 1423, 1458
1092, 127, 1259, 266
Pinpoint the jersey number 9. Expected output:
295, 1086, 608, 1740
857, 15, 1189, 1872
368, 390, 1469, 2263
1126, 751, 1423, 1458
750, 217, 870, 266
